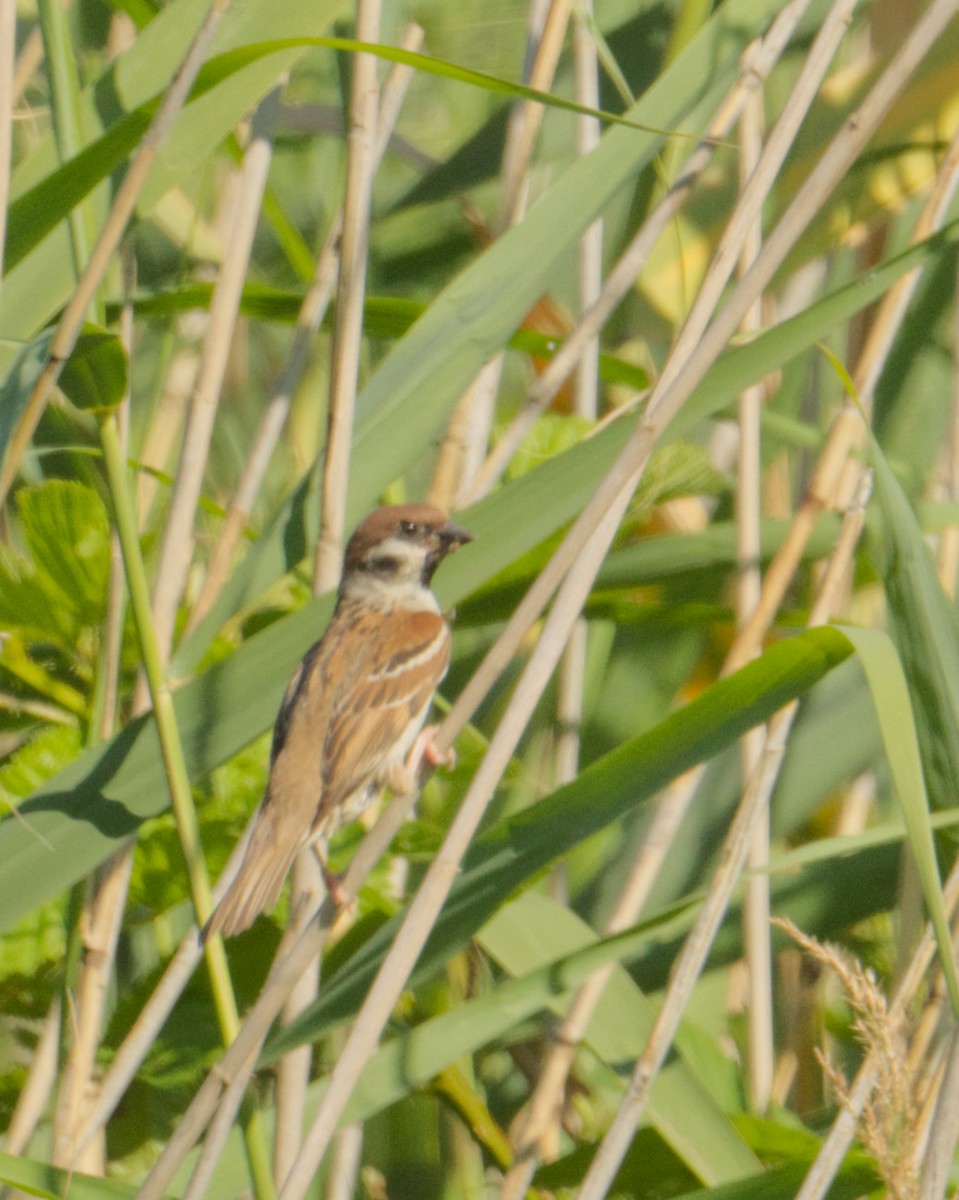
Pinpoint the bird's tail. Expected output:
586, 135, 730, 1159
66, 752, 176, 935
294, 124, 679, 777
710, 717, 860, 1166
203, 806, 302, 941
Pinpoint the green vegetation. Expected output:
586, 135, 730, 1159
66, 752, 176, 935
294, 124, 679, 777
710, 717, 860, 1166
2, 0, 959, 1196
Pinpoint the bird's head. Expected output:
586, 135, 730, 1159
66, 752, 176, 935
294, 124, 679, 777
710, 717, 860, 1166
341, 504, 472, 607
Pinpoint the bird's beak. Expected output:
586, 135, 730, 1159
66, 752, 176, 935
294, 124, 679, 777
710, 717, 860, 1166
440, 520, 473, 552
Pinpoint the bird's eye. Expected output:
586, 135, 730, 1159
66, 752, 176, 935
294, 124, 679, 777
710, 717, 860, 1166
400, 519, 420, 536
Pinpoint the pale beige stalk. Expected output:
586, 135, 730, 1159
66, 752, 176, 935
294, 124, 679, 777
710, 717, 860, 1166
136, 339, 200, 530
919, 1028, 959, 1200
737, 85, 774, 1115
52, 852, 133, 1172
3, 998, 60, 1157
544, 0, 602, 985
572, 0, 602, 422
498, 0, 574, 230
70, 825, 258, 1159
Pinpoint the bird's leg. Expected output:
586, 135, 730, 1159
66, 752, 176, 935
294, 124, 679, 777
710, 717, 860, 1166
311, 843, 347, 907
409, 723, 456, 773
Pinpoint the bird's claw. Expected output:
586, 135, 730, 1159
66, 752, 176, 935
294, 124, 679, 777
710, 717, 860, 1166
408, 724, 456, 774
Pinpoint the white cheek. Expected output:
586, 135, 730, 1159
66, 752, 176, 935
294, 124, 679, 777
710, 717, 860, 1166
377, 535, 423, 572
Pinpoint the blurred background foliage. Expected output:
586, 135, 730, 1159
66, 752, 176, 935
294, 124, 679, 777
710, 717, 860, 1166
2, 0, 959, 1196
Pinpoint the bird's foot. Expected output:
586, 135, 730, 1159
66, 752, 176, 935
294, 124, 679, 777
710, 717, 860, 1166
409, 724, 456, 773
383, 725, 455, 796
322, 864, 348, 907
311, 844, 348, 907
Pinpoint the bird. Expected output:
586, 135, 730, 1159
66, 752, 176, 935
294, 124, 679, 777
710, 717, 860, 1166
203, 503, 472, 940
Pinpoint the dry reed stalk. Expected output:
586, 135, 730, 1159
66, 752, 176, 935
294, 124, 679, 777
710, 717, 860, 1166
576, 472, 871, 1200
737, 85, 775, 1115
544, 0, 602, 1031
572, 0, 602, 421
919, 1029, 959, 1200
188, 25, 424, 630
0, 0, 233, 508
2, 997, 60, 1158
135, 339, 200, 530
51, 851, 133, 1173
311, 0, 380, 594
70, 824, 258, 1160
147, 84, 282, 669
516, 0, 599, 1149
12, 24, 42, 106
325, 1123, 364, 1200
498, 0, 574, 230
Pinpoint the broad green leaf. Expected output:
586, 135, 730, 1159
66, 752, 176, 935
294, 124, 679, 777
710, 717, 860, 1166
17, 480, 112, 626
841, 625, 959, 1017
58, 328, 128, 414
527, 1111, 878, 1198
860, 432, 959, 1014
667, 1160, 879, 1200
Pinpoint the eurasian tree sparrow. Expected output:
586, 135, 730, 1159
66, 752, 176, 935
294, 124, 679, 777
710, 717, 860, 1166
204, 504, 471, 939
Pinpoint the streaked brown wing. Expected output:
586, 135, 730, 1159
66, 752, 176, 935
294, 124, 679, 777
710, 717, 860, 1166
320, 608, 450, 813
269, 639, 323, 764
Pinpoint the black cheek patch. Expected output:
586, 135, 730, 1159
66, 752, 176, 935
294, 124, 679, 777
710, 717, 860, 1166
369, 555, 401, 576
